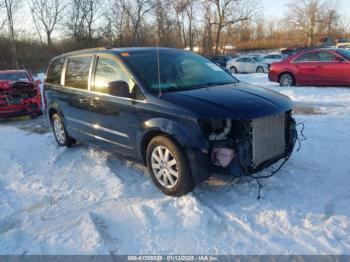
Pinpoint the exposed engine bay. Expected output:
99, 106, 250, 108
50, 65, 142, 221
0, 81, 41, 115
199, 111, 297, 177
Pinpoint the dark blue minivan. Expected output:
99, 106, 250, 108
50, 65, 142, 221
44, 47, 296, 196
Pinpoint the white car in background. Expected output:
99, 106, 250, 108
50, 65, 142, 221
262, 54, 287, 65
226, 56, 269, 74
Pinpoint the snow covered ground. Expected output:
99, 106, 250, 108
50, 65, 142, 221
0, 74, 350, 255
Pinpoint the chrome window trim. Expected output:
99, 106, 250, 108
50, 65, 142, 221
60, 85, 147, 103
291, 51, 346, 64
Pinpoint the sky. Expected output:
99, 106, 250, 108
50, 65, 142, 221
261, 0, 350, 19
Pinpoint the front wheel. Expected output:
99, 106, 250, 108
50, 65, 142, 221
51, 113, 76, 147
146, 136, 195, 197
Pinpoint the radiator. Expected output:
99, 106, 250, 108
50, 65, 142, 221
251, 113, 286, 168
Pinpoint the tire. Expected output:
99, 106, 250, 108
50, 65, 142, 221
256, 66, 264, 73
51, 113, 76, 147
279, 73, 295, 87
230, 66, 238, 74
146, 136, 195, 197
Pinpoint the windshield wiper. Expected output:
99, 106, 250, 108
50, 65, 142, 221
161, 81, 236, 93
186, 81, 236, 90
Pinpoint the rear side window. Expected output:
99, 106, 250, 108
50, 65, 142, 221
46, 58, 65, 85
65, 56, 92, 90
294, 52, 319, 62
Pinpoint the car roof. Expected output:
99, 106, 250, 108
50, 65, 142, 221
52, 47, 188, 60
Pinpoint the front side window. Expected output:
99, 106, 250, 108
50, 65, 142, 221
236, 58, 245, 63
46, 58, 65, 85
94, 57, 134, 95
65, 56, 92, 90
0, 72, 29, 82
317, 51, 339, 62
121, 50, 237, 93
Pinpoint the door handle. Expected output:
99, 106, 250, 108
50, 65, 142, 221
91, 98, 100, 106
79, 97, 87, 103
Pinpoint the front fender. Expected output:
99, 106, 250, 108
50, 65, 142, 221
139, 117, 208, 151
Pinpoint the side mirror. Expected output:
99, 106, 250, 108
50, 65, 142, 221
108, 81, 132, 98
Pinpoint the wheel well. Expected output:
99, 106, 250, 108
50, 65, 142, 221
141, 130, 180, 165
278, 71, 295, 83
48, 108, 58, 122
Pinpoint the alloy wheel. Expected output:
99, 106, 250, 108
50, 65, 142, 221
280, 74, 293, 86
53, 118, 66, 144
151, 146, 179, 189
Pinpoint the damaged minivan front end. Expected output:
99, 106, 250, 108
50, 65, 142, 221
161, 81, 297, 182
198, 111, 297, 178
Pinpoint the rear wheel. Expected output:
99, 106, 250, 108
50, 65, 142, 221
279, 73, 295, 87
256, 66, 264, 73
230, 66, 238, 74
51, 113, 76, 147
146, 136, 194, 196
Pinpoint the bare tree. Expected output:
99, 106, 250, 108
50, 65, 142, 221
322, 0, 340, 35
208, 0, 258, 54
4, 0, 20, 68
103, 0, 126, 46
66, 0, 88, 44
0, 0, 6, 31
287, 0, 325, 46
83, 0, 101, 42
28, 0, 65, 48
175, 0, 198, 50
118, 0, 154, 44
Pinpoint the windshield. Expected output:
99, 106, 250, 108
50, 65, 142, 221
253, 57, 263, 62
337, 49, 350, 60
120, 50, 238, 93
0, 72, 29, 82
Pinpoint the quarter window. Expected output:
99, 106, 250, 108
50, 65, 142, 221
46, 58, 65, 85
65, 56, 92, 90
94, 57, 133, 96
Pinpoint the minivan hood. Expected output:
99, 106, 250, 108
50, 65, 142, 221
161, 82, 293, 119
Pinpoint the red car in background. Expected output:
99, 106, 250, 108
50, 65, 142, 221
269, 48, 350, 87
0, 70, 42, 118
